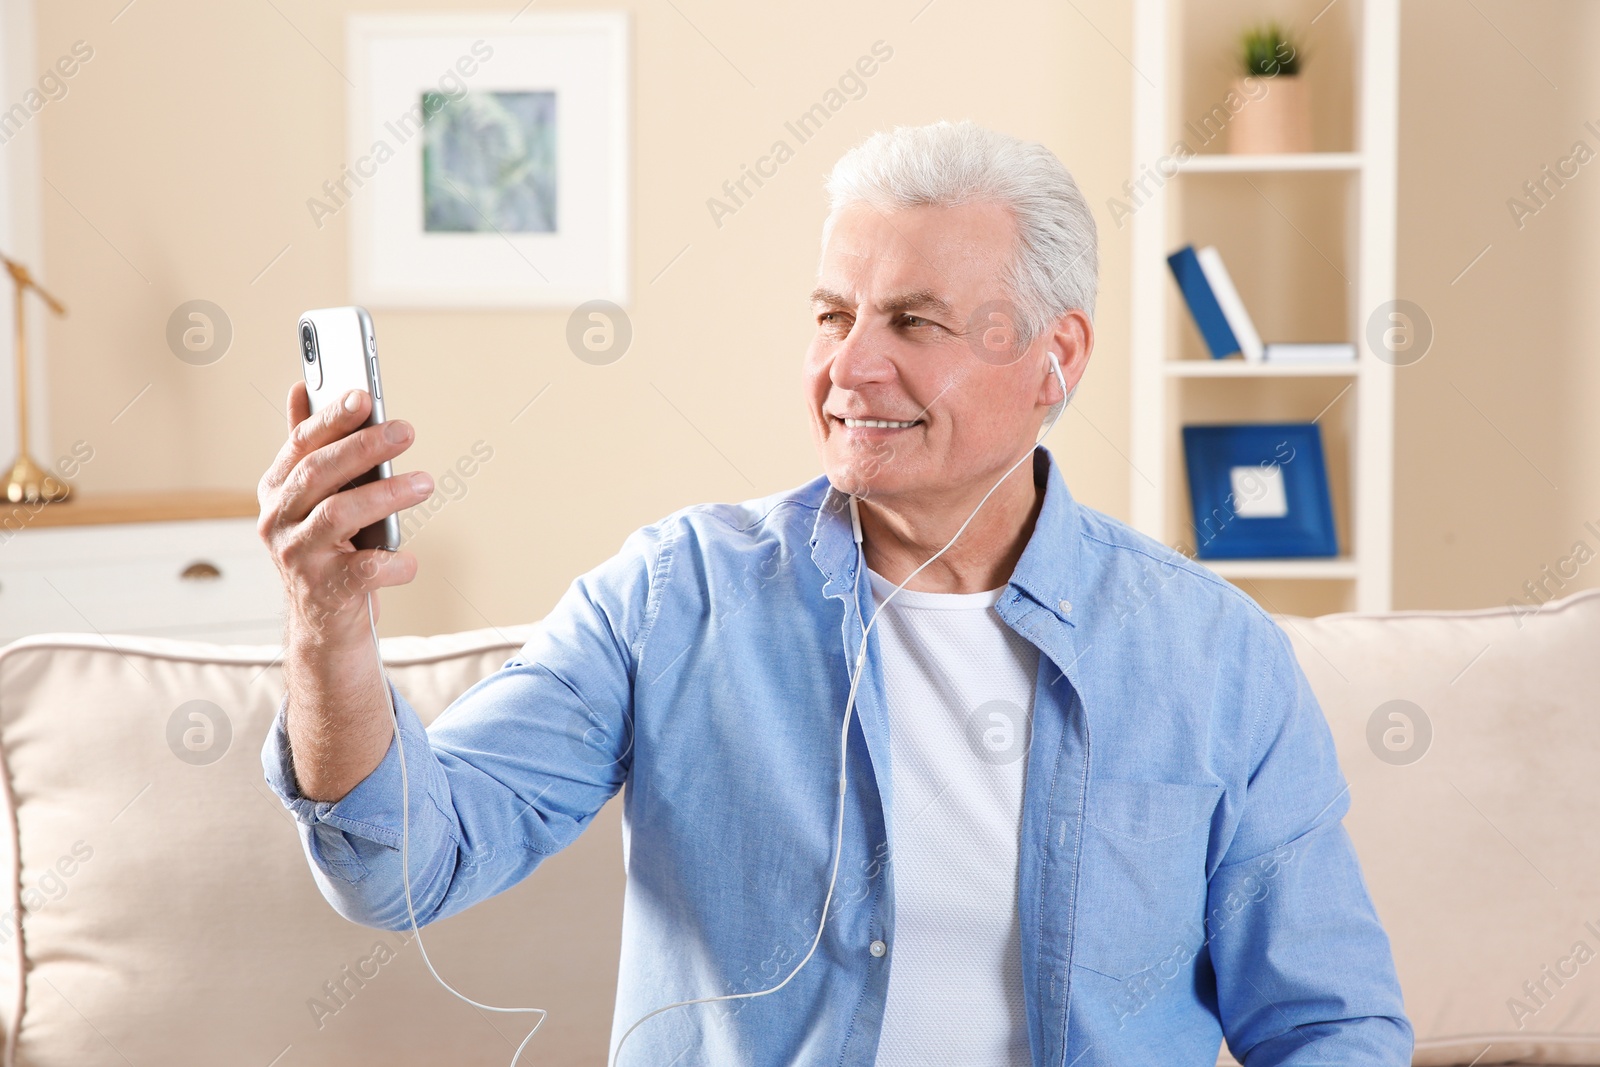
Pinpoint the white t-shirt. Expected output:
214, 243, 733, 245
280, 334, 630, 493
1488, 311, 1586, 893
865, 567, 1039, 1066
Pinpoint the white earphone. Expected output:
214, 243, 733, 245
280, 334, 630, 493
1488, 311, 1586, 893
1048, 349, 1076, 414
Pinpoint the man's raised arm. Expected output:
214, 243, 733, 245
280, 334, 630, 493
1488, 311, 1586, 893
256, 380, 660, 929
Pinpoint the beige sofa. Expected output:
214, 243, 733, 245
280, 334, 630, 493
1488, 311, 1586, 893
0, 588, 1596, 1066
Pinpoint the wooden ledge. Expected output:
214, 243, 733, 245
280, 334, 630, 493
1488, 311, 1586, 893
0, 489, 258, 529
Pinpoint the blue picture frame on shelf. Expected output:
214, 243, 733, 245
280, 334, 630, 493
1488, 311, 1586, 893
1182, 422, 1338, 559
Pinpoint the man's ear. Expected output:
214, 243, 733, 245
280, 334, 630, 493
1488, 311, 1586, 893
1043, 310, 1094, 406
1038, 308, 1094, 408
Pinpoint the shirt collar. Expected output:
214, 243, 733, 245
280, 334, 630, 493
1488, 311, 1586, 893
808, 445, 1080, 627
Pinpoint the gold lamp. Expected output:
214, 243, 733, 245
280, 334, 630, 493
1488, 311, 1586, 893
0, 250, 69, 504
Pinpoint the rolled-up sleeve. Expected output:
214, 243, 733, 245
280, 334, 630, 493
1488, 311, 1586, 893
1207, 622, 1414, 1065
260, 518, 670, 931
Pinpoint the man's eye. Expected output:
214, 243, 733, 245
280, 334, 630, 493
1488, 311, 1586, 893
819, 311, 847, 326
902, 314, 935, 329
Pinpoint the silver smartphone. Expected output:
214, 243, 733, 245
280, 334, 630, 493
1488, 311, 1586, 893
297, 305, 401, 552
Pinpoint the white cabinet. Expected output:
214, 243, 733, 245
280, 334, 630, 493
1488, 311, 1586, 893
0, 503, 283, 645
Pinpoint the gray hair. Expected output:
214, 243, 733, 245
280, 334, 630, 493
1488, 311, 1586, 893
821, 120, 1098, 352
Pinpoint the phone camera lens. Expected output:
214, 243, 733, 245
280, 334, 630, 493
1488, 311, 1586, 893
300, 323, 316, 363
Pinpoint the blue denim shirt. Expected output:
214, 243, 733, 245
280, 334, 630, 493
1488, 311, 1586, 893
263, 446, 1412, 1066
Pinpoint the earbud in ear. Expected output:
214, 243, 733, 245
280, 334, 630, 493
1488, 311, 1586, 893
1047, 351, 1067, 394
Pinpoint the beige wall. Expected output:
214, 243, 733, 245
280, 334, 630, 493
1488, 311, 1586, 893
23, 0, 1600, 632
1394, 0, 1600, 613
30, 0, 1133, 637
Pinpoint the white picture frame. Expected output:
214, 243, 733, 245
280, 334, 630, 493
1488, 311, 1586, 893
345, 12, 630, 308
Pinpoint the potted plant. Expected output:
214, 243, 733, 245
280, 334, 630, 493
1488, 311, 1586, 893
1228, 22, 1312, 154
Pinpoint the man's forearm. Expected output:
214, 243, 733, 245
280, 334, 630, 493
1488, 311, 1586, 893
282, 609, 395, 802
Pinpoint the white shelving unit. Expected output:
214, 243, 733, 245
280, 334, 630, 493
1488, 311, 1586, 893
1164, 361, 1359, 378
1178, 151, 1363, 173
1129, 0, 1399, 614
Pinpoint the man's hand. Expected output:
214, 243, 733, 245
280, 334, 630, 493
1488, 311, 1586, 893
258, 380, 432, 649
257, 380, 434, 801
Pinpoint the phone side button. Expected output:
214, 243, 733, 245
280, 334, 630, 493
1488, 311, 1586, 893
369, 356, 382, 399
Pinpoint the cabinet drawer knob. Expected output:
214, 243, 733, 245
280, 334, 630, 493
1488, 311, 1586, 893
180, 561, 222, 581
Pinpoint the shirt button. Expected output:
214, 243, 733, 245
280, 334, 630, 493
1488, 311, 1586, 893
869, 939, 887, 958
1058, 599, 1072, 613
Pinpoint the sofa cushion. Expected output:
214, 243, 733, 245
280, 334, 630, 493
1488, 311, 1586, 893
0, 627, 626, 1067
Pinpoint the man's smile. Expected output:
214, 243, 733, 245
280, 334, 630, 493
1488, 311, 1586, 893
828, 413, 926, 433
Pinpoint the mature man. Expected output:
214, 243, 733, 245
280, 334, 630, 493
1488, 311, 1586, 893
259, 121, 1412, 1065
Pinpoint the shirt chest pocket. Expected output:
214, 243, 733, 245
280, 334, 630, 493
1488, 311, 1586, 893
1071, 779, 1222, 982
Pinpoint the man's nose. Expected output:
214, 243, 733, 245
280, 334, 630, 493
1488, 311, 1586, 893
829, 319, 894, 391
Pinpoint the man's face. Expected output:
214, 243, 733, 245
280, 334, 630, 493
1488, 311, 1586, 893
804, 199, 1053, 507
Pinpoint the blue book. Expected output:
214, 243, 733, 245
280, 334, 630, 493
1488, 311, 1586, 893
1167, 245, 1241, 359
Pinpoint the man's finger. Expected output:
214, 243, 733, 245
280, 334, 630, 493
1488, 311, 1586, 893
287, 379, 310, 434
296, 387, 370, 451
302, 465, 430, 547
266, 387, 370, 493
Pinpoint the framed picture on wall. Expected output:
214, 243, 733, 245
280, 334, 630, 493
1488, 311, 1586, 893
344, 13, 629, 308
1181, 422, 1338, 559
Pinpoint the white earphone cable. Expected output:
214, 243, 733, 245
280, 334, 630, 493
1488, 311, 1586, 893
368, 590, 547, 1067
